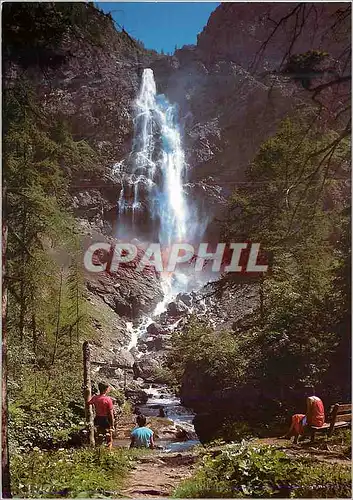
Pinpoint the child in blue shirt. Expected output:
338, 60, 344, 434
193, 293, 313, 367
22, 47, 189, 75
130, 414, 155, 449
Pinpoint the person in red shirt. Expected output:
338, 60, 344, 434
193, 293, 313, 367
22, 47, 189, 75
282, 386, 325, 444
88, 382, 114, 448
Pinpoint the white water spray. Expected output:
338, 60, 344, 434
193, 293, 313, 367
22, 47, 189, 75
118, 68, 189, 247
118, 69, 202, 350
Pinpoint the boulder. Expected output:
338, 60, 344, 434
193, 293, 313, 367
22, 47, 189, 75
193, 412, 226, 444
177, 293, 193, 307
124, 388, 149, 405
96, 365, 134, 388
113, 349, 134, 368
147, 322, 165, 336
167, 300, 188, 317
136, 340, 147, 353
145, 336, 164, 351
114, 296, 133, 318
133, 357, 161, 380
175, 422, 198, 440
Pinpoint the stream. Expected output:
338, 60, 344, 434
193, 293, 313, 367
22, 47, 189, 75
116, 68, 202, 452
139, 384, 200, 452
114, 383, 200, 452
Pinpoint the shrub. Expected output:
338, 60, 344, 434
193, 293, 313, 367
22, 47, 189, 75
294, 461, 352, 498
174, 441, 351, 498
8, 398, 83, 451
10, 447, 141, 498
109, 388, 126, 407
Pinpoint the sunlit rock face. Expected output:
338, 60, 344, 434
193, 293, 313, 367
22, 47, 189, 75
196, 3, 348, 70
152, 2, 349, 200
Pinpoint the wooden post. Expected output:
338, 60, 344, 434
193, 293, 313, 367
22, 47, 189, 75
83, 341, 95, 446
328, 403, 340, 437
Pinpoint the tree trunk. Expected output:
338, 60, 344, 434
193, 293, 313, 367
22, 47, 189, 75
83, 341, 95, 447
2, 218, 12, 497
51, 270, 63, 365
19, 204, 27, 343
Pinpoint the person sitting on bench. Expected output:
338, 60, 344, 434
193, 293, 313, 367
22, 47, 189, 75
282, 386, 325, 443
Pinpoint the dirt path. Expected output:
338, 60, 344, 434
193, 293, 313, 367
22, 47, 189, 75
121, 451, 198, 498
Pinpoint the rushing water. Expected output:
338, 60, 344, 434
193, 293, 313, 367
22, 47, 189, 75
138, 385, 200, 452
119, 67, 196, 348
118, 68, 188, 247
116, 70, 201, 450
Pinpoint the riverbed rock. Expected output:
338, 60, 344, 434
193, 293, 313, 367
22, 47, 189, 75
175, 422, 198, 441
113, 296, 133, 318
176, 293, 193, 307
129, 347, 140, 360
145, 336, 164, 351
133, 356, 162, 381
124, 388, 149, 406
96, 365, 134, 389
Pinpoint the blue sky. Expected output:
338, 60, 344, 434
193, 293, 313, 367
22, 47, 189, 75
97, 2, 219, 54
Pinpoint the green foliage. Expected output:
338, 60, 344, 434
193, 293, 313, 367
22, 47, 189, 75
10, 447, 141, 498
247, 121, 347, 386
7, 354, 87, 451
9, 399, 82, 451
167, 115, 350, 438
153, 365, 179, 388
3, 3, 110, 65
4, 78, 98, 451
222, 116, 350, 397
167, 317, 252, 395
174, 442, 351, 498
283, 50, 330, 89
326, 429, 351, 457
219, 421, 254, 443
108, 388, 126, 408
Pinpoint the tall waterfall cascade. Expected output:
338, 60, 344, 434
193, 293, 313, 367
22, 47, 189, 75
117, 68, 205, 350
118, 68, 189, 248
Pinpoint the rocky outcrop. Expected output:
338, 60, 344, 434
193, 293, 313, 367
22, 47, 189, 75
167, 300, 189, 318
85, 240, 163, 320
147, 323, 165, 336
197, 3, 347, 70
133, 356, 163, 381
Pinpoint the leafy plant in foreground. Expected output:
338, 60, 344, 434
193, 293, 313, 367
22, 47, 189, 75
10, 447, 142, 498
174, 442, 351, 498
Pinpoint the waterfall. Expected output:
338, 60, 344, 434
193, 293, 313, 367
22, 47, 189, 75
118, 68, 188, 247
119, 69, 199, 349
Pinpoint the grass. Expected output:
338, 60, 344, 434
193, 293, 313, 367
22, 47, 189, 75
10, 447, 144, 498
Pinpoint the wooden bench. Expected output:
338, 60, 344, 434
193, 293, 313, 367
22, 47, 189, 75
310, 403, 351, 442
